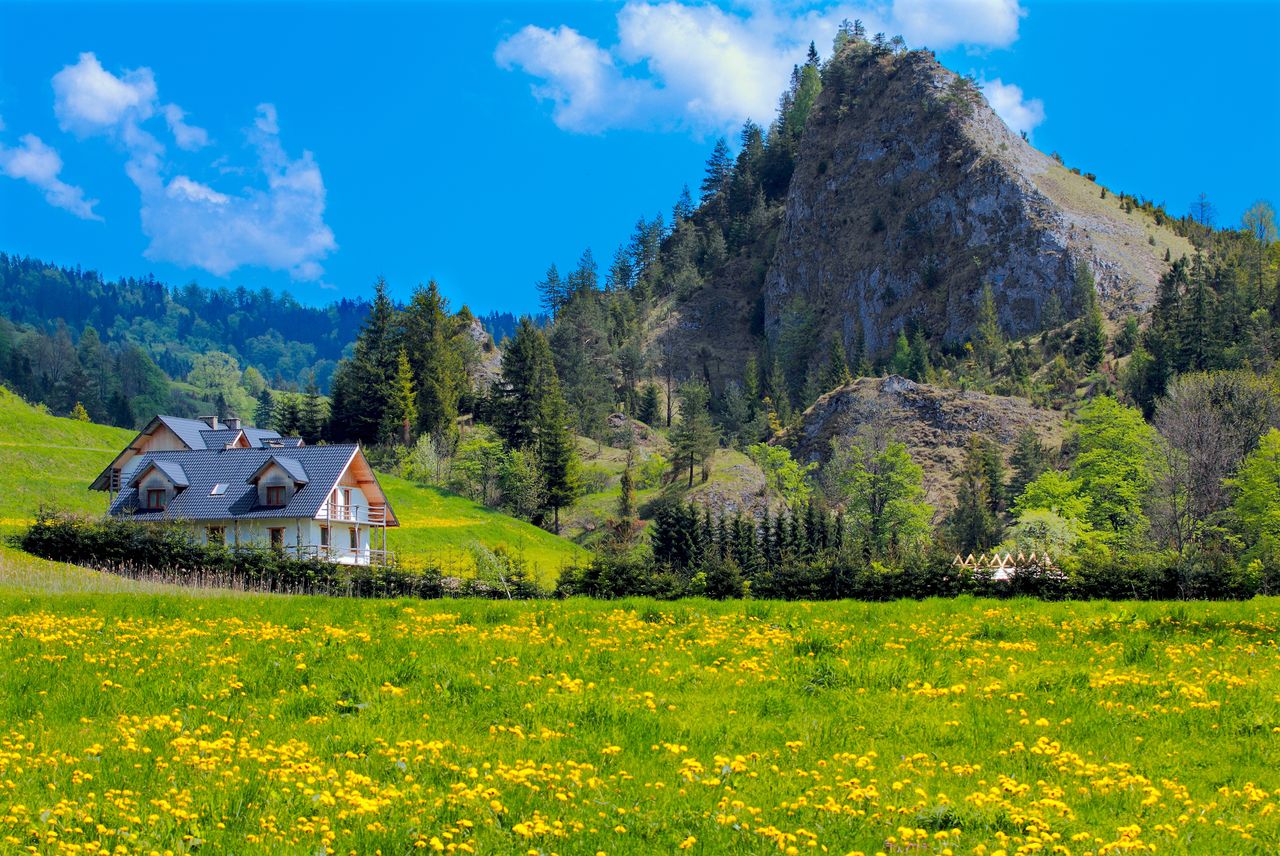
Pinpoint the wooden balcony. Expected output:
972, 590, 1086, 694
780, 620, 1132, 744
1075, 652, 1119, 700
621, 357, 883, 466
323, 501, 388, 525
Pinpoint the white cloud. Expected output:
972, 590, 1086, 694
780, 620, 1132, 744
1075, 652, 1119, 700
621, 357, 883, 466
495, 25, 663, 133
53, 52, 157, 135
48, 53, 335, 280
982, 77, 1044, 135
497, 0, 1027, 134
162, 104, 209, 150
0, 132, 101, 220
893, 0, 1022, 50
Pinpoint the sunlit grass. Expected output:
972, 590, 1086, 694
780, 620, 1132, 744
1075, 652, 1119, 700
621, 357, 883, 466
0, 593, 1275, 853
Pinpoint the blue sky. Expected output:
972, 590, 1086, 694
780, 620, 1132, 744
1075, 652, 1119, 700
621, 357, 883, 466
1, 1, 1276, 316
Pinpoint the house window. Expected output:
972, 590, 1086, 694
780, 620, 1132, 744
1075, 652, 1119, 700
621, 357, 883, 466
210, 483, 228, 496
207, 526, 225, 546
320, 526, 330, 547
269, 528, 285, 550
342, 488, 352, 506
266, 485, 285, 506
146, 488, 166, 510
349, 528, 358, 549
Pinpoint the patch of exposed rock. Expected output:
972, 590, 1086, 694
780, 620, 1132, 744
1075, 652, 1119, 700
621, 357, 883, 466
466, 319, 502, 391
778, 375, 1065, 510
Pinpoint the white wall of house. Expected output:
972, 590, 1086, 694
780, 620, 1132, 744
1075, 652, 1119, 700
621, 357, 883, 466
192, 517, 377, 564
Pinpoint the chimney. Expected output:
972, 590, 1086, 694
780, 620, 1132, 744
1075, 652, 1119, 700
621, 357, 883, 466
225, 417, 242, 430
199, 415, 220, 430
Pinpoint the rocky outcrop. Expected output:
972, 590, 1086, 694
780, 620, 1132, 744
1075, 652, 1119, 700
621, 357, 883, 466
764, 47, 1191, 358
466, 319, 503, 391
778, 375, 1065, 510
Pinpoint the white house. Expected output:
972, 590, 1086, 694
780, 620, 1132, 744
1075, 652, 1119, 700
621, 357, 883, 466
91, 415, 399, 565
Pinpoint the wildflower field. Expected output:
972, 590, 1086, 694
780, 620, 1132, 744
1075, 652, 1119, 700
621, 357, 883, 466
0, 588, 1277, 855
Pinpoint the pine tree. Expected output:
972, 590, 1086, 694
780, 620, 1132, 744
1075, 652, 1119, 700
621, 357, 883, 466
1008, 428, 1050, 501
822, 337, 852, 390
606, 246, 634, 293
947, 437, 1001, 553
672, 184, 695, 224
275, 393, 301, 437
254, 388, 275, 430
537, 263, 569, 317
907, 330, 931, 381
299, 373, 326, 444
890, 331, 912, 376
383, 349, 417, 445
671, 380, 719, 488
972, 282, 1004, 372
700, 137, 733, 201
495, 318, 557, 449
637, 383, 662, 426
402, 281, 465, 438
328, 277, 399, 444
618, 448, 637, 522
537, 374, 580, 534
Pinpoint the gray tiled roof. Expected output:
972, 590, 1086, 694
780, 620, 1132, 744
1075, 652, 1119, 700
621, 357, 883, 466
157, 416, 285, 451
90, 416, 289, 491
249, 455, 309, 485
129, 459, 189, 488
109, 445, 383, 523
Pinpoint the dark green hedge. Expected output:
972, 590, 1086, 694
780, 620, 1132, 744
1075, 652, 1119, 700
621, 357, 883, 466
555, 548, 1263, 601
16, 512, 543, 600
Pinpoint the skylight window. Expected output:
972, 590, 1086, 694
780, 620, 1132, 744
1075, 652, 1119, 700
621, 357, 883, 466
210, 484, 229, 496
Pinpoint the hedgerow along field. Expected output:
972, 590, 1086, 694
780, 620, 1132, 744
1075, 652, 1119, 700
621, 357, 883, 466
0, 589, 1277, 855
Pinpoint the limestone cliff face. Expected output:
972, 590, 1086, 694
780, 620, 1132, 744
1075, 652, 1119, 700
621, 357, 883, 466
763, 48, 1189, 357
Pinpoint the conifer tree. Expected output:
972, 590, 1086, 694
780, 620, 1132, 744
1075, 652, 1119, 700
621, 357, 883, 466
254, 388, 275, 430
328, 277, 399, 444
947, 436, 1001, 553
972, 282, 1004, 372
1008, 428, 1050, 501
822, 337, 853, 390
637, 383, 662, 426
402, 281, 465, 439
383, 349, 417, 446
299, 373, 326, 444
537, 263, 569, 317
890, 331, 912, 376
495, 318, 557, 449
907, 331, 931, 381
700, 137, 733, 201
275, 393, 301, 437
537, 373, 580, 534
671, 380, 719, 487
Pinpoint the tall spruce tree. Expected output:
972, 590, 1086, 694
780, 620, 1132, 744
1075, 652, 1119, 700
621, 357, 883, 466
537, 373, 580, 534
495, 317, 558, 449
328, 277, 399, 444
253, 388, 275, 430
383, 349, 418, 446
402, 281, 465, 438
299, 373, 326, 444
671, 380, 719, 487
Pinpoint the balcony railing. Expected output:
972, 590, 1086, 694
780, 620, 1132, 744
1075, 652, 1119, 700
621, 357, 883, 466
289, 544, 395, 566
323, 501, 388, 525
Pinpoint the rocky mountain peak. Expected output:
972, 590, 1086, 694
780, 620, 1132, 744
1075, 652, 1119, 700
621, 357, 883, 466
763, 45, 1191, 358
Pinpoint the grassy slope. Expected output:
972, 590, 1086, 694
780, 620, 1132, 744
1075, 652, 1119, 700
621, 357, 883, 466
378, 474, 587, 580
0, 388, 584, 581
565, 432, 769, 549
0, 592, 1275, 854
